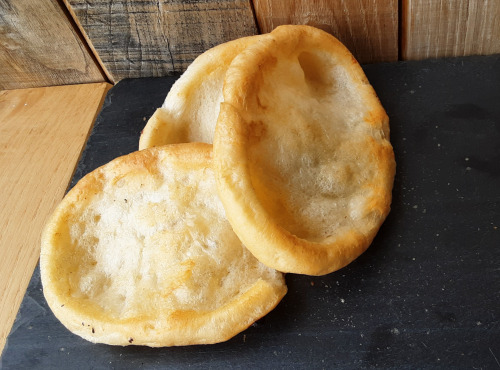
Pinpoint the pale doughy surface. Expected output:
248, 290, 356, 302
214, 25, 396, 275
139, 36, 260, 149
40, 143, 286, 346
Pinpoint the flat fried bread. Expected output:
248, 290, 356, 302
139, 36, 261, 149
40, 143, 286, 346
214, 25, 396, 276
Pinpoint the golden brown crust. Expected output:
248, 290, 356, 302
40, 143, 286, 346
214, 25, 396, 275
139, 35, 262, 149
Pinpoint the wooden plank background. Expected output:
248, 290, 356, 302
253, 0, 399, 63
0, 0, 499, 89
66, 0, 259, 82
0, 0, 105, 90
402, 0, 500, 60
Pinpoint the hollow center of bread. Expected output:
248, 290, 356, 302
56, 164, 279, 320
247, 50, 374, 242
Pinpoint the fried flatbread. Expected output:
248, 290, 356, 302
40, 143, 286, 346
139, 36, 260, 149
214, 25, 396, 275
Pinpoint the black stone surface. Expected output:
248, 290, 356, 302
2, 55, 500, 369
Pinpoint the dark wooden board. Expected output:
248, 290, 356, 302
2, 55, 500, 369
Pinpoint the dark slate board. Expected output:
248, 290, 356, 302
2, 55, 500, 369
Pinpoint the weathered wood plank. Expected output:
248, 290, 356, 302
252, 0, 399, 63
0, 82, 111, 355
66, 0, 258, 82
0, 0, 105, 89
402, 0, 500, 60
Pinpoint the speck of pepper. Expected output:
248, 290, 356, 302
129, 338, 134, 343
92, 327, 95, 334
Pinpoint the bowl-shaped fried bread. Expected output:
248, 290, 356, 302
40, 143, 286, 346
214, 25, 396, 276
139, 36, 260, 149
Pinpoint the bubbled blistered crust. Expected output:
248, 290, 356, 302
139, 35, 261, 149
40, 143, 286, 346
214, 25, 396, 276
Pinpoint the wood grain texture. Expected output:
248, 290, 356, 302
0, 0, 105, 90
402, 0, 500, 60
252, 0, 399, 63
0, 83, 111, 355
66, 0, 258, 81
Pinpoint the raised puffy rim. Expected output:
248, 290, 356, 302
138, 35, 261, 150
40, 143, 287, 346
214, 25, 396, 276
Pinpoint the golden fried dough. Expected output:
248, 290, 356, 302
40, 143, 286, 346
139, 36, 260, 149
214, 25, 396, 276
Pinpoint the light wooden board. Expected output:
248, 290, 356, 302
0, 82, 111, 355
66, 0, 258, 82
0, 0, 106, 90
252, 0, 399, 63
402, 0, 500, 60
